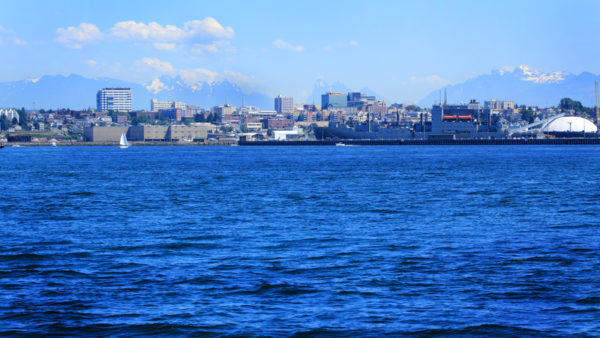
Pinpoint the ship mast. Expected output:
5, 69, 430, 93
596, 80, 600, 126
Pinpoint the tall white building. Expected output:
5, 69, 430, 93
151, 99, 186, 112
274, 95, 293, 114
0, 108, 19, 122
97, 88, 132, 112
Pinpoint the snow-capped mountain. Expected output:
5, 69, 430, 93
419, 65, 600, 108
0, 74, 272, 110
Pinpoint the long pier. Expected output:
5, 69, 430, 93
239, 138, 600, 146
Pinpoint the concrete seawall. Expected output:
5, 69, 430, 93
239, 138, 600, 146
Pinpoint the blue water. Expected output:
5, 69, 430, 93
0, 145, 599, 336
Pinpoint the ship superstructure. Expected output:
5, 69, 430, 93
431, 100, 506, 139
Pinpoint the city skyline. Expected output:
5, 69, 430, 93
1, 0, 600, 103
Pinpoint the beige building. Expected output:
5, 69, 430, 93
167, 123, 216, 141
85, 123, 217, 142
83, 126, 128, 142
127, 125, 169, 141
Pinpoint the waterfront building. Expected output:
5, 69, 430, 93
263, 118, 294, 130
128, 125, 169, 141
167, 123, 215, 142
123, 123, 217, 142
97, 88, 132, 112
273, 126, 303, 140
274, 95, 294, 114
321, 92, 347, 109
541, 116, 598, 137
83, 126, 128, 142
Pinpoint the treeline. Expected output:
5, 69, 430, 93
194, 112, 221, 123
1, 108, 29, 131
558, 98, 596, 114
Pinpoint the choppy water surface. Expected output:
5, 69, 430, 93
0, 145, 599, 336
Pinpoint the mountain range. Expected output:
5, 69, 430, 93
1, 65, 599, 110
0, 74, 272, 111
419, 65, 600, 108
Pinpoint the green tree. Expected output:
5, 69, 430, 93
17, 107, 28, 128
521, 109, 535, 124
559, 98, 584, 112
1, 115, 11, 131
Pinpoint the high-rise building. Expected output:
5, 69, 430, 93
0, 108, 19, 122
321, 92, 347, 109
274, 95, 294, 114
97, 88, 132, 112
347, 92, 376, 107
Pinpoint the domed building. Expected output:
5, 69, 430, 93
541, 116, 598, 137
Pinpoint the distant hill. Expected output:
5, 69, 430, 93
0, 74, 273, 110
419, 65, 600, 108
307, 80, 385, 104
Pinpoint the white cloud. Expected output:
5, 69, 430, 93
85, 59, 97, 67
192, 40, 231, 53
273, 39, 304, 52
409, 75, 450, 85
323, 40, 358, 52
55, 23, 102, 48
219, 71, 258, 92
179, 68, 219, 85
111, 18, 234, 43
55, 18, 234, 51
183, 18, 235, 40
0, 26, 27, 46
153, 42, 177, 50
145, 78, 172, 94
138, 57, 176, 74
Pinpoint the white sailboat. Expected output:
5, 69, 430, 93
119, 132, 129, 149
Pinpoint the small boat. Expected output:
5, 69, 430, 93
335, 142, 346, 146
119, 132, 129, 149
51, 141, 57, 147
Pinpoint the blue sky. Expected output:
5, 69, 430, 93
1, 0, 600, 103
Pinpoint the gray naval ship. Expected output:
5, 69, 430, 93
313, 122, 419, 140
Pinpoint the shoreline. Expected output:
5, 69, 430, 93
3, 137, 600, 147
